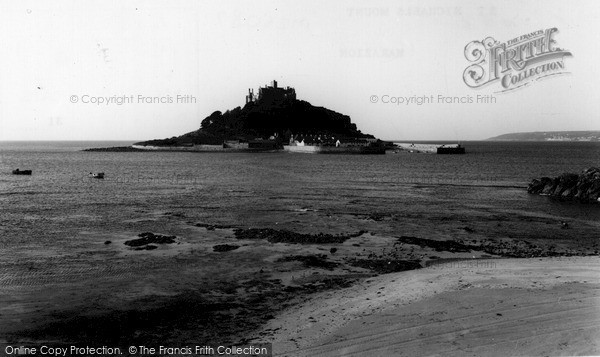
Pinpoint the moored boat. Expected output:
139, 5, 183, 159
89, 172, 105, 179
12, 169, 32, 175
437, 144, 466, 154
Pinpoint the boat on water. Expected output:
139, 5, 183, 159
12, 169, 32, 175
437, 144, 466, 154
89, 172, 105, 179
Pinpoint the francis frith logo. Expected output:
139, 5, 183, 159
463, 28, 571, 92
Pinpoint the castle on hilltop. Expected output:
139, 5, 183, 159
246, 80, 296, 104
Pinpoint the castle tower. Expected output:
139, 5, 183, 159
246, 88, 254, 104
247, 80, 295, 104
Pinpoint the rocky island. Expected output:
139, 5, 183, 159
528, 167, 600, 202
86, 80, 387, 154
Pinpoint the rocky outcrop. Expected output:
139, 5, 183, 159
527, 167, 600, 202
276, 255, 340, 270
233, 228, 367, 244
124, 232, 177, 248
213, 244, 240, 252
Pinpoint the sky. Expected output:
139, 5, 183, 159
0, 0, 599, 141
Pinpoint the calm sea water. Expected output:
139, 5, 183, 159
1, 141, 599, 249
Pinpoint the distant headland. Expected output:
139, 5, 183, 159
86, 80, 387, 154
487, 131, 600, 142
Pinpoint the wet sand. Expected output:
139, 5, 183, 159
1, 209, 598, 349
262, 256, 600, 356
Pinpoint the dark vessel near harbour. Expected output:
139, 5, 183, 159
437, 144, 466, 154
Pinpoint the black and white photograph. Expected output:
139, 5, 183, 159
1, 0, 599, 356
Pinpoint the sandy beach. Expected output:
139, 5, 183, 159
1, 211, 598, 348
262, 256, 600, 356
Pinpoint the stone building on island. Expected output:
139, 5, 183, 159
246, 80, 296, 104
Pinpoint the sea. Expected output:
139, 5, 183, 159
1, 140, 599, 343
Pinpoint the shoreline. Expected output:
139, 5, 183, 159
260, 256, 600, 356
1, 217, 598, 347
82, 145, 388, 154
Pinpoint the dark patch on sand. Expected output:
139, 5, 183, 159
277, 255, 339, 270
7, 275, 358, 348
366, 213, 389, 221
11, 291, 255, 346
396, 236, 473, 253
195, 223, 235, 230
396, 235, 596, 258
124, 232, 176, 248
234, 228, 367, 244
282, 276, 357, 293
133, 244, 158, 251
213, 244, 240, 252
348, 258, 422, 274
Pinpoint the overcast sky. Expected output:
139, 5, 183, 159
0, 0, 598, 141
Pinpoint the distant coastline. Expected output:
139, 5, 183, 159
487, 130, 600, 141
